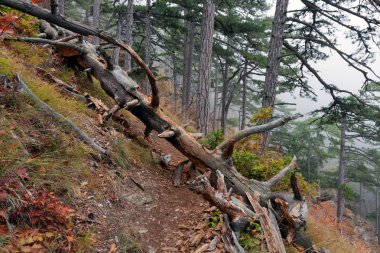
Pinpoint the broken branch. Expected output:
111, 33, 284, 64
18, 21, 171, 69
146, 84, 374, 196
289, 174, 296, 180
16, 74, 107, 155
265, 156, 298, 187
216, 114, 303, 151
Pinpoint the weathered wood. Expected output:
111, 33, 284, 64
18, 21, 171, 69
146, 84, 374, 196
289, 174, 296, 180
0, 0, 159, 108
0, 3, 303, 203
173, 160, 189, 187
16, 74, 107, 155
246, 192, 286, 253
187, 172, 247, 222
265, 156, 298, 187
216, 116, 302, 151
221, 214, 245, 253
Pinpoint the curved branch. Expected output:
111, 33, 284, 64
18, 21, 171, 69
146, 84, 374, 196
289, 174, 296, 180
0, 0, 159, 108
3, 36, 85, 54
16, 74, 107, 155
265, 156, 298, 187
216, 114, 303, 151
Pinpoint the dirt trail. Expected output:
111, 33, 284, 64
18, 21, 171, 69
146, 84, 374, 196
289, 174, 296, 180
74, 111, 211, 252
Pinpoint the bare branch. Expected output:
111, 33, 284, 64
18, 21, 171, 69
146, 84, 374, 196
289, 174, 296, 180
0, 0, 159, 108
265, 156, 298, 187
3, 36, 85, 54
216, 114, 303, 151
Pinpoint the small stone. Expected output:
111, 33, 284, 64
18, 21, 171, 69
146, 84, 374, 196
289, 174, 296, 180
139, 229, 148, 234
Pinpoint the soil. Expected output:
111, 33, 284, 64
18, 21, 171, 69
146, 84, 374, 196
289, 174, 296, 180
72, 111, 214, 252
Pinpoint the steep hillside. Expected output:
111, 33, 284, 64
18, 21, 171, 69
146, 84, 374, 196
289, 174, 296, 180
0, 10, 378, 253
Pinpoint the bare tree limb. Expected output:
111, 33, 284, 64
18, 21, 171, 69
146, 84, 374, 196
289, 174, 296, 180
246, 192, 286, 253
3, 36, 85, 54
265, 156, 298, 187
0, 0, 159, 108
16, 74, 107, 155
216, 114, 303, 151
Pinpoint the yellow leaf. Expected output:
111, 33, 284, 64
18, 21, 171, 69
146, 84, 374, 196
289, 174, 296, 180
45, 232, 54, 238
31, 243, 43, 249
109, 243, 117, 253
20, 246, 32, 253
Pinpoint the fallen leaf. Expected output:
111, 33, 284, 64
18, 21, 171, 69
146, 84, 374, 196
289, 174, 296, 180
0, 225, 8, 235
109, 243, 117, 253
0, 191, 8, 201
66, 235, 75, 242
16, 168, 29, 180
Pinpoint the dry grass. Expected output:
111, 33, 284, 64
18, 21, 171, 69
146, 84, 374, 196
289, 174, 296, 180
307, 201, 372, 253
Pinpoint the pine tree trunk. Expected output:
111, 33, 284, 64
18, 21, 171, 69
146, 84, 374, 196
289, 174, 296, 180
261, 0, 289, 150
92, 0, 101, 45
359, 180, 362, 216
58, 0, 64, 16
182, 10, 195, 122
376, 188, 379, 243
113, 17, 123, 66
337, 120, 346, 222
213, 61, 219, 131
241, 59, 247, 130
196, 0, 215, 134
50, 0, 58, 15
123, 0, 134, 70
145, 0, 152, 95
172, 54, 178, 113
220, 36, 231, 135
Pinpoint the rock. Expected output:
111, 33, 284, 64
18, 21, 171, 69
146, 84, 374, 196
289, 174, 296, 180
138, 228, 148, 234
124, 192, 153, 206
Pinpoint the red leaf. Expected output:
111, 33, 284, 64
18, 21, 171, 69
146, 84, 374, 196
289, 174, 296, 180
0, 14, 17, 24
0, 225, 8, 235
66, 235, 75, 242
31, 0, 46, 3
0, 191, 8, 202
16, 168, 29, 180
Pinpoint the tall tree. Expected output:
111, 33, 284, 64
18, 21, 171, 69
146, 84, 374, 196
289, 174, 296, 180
145, 0, 152, 95
58, 0, 64, 16
182, 7, 196, 122
337, 119, 346, 222
113, 15, 123, 65
261, 0, 289, 150
196, 0, 215, 133
92, 0, 101, 45
123, 0, 134, 70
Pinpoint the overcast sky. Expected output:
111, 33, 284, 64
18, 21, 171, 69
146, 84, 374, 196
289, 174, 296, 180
269, 0, 380, 115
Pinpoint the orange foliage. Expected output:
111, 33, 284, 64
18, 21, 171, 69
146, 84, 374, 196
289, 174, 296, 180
0, 175, 77, 252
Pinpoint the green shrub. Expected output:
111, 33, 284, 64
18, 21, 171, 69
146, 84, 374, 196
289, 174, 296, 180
200, 129, 224, 149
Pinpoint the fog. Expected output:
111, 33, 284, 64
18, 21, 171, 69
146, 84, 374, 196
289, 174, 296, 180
269, 0, 380, 115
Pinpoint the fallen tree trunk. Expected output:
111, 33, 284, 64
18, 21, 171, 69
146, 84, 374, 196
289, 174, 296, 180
0, 1, 303, 202
0, 3, 326, 251
15, 74, 107, 155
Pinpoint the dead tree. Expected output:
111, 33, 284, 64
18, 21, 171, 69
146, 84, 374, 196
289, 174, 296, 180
0, 1, 323, 251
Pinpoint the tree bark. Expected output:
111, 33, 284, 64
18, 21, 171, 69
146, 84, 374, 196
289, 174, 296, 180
220, 36, 232, 135
213, 61, 219, 131
113, 16, 123, 66
182, 9, 195, 122
50, 0, 58, 15
359, 180, 362, 216
58, 0, 64, 16
337, 120, 346, 222
144, 0, 152, 95
92, 0, 101, 45
261, 0, 289, 150
241, 59, 248, 130
172, 53, 178, 113
196, 0, 215, 134
123, 0, 134, 70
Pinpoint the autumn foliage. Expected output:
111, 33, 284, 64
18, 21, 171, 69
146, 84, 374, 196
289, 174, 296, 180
0, 175, 77, 252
